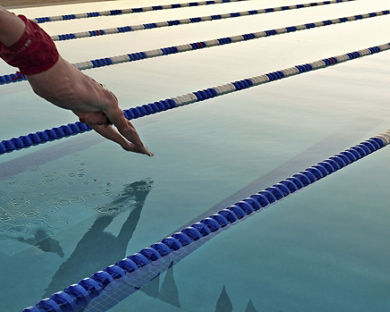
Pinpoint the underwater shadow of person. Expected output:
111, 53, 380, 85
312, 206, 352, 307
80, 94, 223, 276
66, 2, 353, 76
16, 228, 65, 258
43, 178, 153, 298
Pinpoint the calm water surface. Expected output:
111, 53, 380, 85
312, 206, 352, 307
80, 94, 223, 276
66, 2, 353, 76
0, 0, 389, 311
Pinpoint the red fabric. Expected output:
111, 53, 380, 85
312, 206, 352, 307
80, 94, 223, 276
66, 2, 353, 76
0, 15, 59, 75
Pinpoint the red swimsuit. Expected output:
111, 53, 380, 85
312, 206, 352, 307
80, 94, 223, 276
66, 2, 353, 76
0, 15, 59, 75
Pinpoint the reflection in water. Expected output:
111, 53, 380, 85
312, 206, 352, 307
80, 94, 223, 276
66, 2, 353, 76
0, 134, 101, 181
215, 288, 258, 312
33, 174, 258, 312
178, 117, 383, 230
43, 179, 153, 298
95, 179, 151, 215
125, 260, 181, 307
245, 300, 258, 312
158, 264, 181, 308
215, 286, 233, 312
16, 228, 64, 258
142, 273, 160, 298
83, 232, 216, 312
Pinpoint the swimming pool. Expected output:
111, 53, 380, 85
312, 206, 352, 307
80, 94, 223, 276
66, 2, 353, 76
1, 0, 390, 311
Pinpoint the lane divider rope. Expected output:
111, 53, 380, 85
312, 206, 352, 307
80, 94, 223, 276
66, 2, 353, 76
31, 0, 250, 24
22, 128, 390, 312
1, 42, 389, 156
0, 43, 390, 155
49, 0, 354, 42
1, 9, 388, 85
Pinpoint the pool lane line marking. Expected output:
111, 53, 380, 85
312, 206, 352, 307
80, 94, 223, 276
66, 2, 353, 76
23, 129, 390, 312
0, 113, 380, 183
1, 42, 389, 155
0, 111, 160, 180
176, 116, 385, 232
49, 0, 354, 41
1, 9, 388, 85
31, 0, 251, 24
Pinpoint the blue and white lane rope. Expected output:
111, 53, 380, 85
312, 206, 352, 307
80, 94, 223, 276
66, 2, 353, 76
81, 234, 213, 312
32, 0, 249, 24
50, 0, 354, 41
1, 42, 390, 156
23, 129, 390, 312
2, 9, 388, 85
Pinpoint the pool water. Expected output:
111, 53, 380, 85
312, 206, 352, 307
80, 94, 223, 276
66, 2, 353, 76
0, 0, 390, 311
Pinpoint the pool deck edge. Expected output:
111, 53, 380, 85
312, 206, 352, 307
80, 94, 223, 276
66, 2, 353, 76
1, 0, 115, 9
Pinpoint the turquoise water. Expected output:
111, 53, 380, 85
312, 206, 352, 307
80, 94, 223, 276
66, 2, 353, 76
0, 0, 390, 311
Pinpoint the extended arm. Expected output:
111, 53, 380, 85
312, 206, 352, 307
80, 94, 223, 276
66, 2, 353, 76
0, 6, 152, 156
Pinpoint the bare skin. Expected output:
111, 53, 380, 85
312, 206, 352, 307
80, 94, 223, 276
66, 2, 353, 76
0, 6, 152, 156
